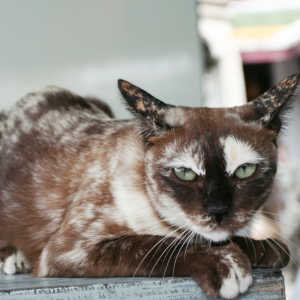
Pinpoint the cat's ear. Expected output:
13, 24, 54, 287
245, 73, 300, 133
118, 79, 175, 133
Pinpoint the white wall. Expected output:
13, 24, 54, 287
0, 0, 203, 119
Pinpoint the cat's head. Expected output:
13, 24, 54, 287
118, 74, 300, 242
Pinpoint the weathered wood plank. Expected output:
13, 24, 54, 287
0, 269, 285, 300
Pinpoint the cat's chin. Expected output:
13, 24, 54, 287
201, 226, 231, 242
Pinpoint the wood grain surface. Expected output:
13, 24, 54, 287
0, 269, 285, 300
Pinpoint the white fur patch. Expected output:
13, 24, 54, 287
110, 138, 174, 237
163, 144, 205, 176
3, 253, 17, 275
220, 253, 252, 299
196, 226, 230, 242
221, 135, 262, 175
168, 153, 205, 176
164, 107, 187, 127
38, 248, 49, 277
1, 249, 32, 274
112, 177, 172, 236
57, 247, 88, 266
1, 250, 31, 275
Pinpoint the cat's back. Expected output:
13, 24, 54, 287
0, 86, 127, 201
0, 86, 113, 144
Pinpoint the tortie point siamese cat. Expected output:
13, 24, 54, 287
1, 74, 299, 299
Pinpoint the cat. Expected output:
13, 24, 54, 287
0, 73, 299, 299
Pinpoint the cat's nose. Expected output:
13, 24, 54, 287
207, 205, 229, 224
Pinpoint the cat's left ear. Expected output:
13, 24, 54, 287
118, 79, 175, 131
246, 73, 300, 132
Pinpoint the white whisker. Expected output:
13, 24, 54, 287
132, 223, 187, 279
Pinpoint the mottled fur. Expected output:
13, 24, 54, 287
0, 74, 299, 299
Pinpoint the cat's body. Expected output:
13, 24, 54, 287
0, 75, 299, 299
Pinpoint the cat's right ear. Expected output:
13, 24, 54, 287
118, 79, 176, 136
242, 73, 300, 133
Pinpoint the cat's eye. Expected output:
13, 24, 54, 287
234, 163, 257, 179
173, 167, 197, 181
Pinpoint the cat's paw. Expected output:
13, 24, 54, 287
248, 239, 290, 269
0, 246, 32, 275
232, 237, 290, 269
193, 244, 252, 299
0, 245, 16, 274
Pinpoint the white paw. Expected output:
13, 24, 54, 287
3, 253, 17, 275
2, 249, 32, 275
219, 253, 253, 299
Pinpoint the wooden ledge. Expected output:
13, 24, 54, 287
0, 269, 285, 300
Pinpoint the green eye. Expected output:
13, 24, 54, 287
234, 163, 257, 179
173, 167, 197, 181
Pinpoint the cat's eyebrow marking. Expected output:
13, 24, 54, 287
220, 135, 263, 175
165, 147, 205, 176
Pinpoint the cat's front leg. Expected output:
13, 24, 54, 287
232, 236, 290, 269
188, 243, 252, 299
36, 235, 252, 299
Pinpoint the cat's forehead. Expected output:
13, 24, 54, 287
165, 106, 251, 129
159, 106, 267, 175
165, 106, 260, 139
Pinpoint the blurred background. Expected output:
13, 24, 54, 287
0, 0, 300, 299
0, 0, 203, 119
